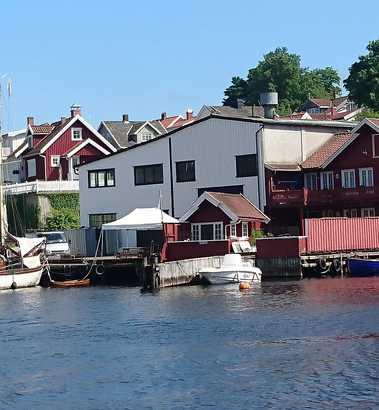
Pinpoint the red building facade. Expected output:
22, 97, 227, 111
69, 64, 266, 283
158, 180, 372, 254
266, 118, 379, 234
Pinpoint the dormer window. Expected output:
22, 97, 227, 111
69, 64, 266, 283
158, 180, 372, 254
51, 155, 60, 167
71, 128, 82, 141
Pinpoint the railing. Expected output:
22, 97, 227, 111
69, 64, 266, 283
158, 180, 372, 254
4, 180, 79, 195
269, 186, 379, 207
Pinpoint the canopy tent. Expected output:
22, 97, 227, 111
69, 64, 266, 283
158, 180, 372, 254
102, 208, 179, 231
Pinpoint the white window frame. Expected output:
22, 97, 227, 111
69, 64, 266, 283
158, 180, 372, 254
71, 127, 83, 141
242, 222, 249, 238
191, 222, 224, 241
361, 207, 375, 217
27, 158, 36, 177
359, 167, 374, 187
341, 169, 356, 189
372, 134, 379, 158
51, 155, 60, 168
304, 173, 318, 190
320, 171, 334, 190
141, 132, 153, 142
230, 223, 237, 238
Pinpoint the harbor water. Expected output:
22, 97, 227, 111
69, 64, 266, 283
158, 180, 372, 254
0, 277, 378, 409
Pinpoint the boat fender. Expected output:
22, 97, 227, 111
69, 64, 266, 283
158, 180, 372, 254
96, 264, 105, 276
318, 258, 328, 271
333, 259, 341, 272
11, 281, 17, 289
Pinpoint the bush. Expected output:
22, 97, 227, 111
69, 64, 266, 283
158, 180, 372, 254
45, 209, 80, 230
250, 229, 265, 245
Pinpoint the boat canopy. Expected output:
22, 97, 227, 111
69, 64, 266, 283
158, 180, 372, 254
102, 208, 179, 231
9, 235, 45, 257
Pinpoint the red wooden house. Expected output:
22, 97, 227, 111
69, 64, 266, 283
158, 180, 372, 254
163, 191, 270, 261
17, 105, 116, 182
266, 118, 379, 234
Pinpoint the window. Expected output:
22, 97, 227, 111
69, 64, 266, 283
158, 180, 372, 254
191, 223, 223, 241
236, 154, 257, 177
343, 208, 358, 218
27, 159, 36, 177
230, 224, 237, 237
191, 224, 200, 241
361, 208, 375, 217
359, 168, 374, 187
372, 134, 379, 158
304, 173, 318, 190
320, 171, 334, 190
176, 160, 195, 182
351, 209, 358, 217
71, 128, 82, 141
88, 169, 115, 188
341, 169, 356, 188
134, 164, 163, 185
72, 156, 80, 168
141, 132, 153, 142
51, 155, 60, 168
89, 213, 116, 228
242, 222, 249, 238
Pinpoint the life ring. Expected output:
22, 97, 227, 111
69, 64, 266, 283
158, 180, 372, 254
96, 264, 105, 276
318, 258, 328, 271
333, 258, 342, 273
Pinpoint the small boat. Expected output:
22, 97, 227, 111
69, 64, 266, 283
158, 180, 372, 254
347, 257, 379, 277
50, 278, 91, 288
200, 254, 262, 285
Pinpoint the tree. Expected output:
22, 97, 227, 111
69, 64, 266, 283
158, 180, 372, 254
344, 39, 379, 111
223, 47, 341, 114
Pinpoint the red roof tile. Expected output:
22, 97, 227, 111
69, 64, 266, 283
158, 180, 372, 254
30, 124, 55, 134
301, 133, 353, 169
207, 192, 269, 222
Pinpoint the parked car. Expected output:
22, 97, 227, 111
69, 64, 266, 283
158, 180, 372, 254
36, 231, 70, 256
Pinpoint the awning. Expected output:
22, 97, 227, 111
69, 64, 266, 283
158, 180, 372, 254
102, 208, 179, 231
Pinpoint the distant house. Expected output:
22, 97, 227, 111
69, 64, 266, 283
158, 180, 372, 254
14, 105, 116, 182
2, 129, 27, 184
198, 103, 264, 119
99, 109, 196, 151
301, 96, 362, 121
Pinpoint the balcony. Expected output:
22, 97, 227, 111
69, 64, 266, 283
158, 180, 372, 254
4, 180, 79, 196
269, 186, 379, 208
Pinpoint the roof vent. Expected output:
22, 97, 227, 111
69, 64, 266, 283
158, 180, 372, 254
260, 92, 278, 119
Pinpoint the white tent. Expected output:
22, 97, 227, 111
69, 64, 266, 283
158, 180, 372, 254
102, 208, 179, 231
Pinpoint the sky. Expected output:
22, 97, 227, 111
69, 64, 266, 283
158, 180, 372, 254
0, 0, 378, 131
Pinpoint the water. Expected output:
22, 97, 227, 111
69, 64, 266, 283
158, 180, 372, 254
0, 278, 378, 410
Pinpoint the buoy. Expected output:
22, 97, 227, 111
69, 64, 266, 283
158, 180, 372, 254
239, 282, 251, 291
11, 281, 17, 290
95, 264, 105, 276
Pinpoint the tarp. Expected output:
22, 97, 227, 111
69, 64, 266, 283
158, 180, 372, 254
102, 208, 179, 231
8, 234, 45, 257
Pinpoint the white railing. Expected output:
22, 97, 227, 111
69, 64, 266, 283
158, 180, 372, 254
4, 180, 79, 195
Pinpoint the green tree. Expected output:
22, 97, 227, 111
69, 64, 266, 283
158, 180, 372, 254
344, 39, 379, 111
223, 47, 341, 114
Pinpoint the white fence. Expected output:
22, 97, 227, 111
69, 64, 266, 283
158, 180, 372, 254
4, 180, 79, 195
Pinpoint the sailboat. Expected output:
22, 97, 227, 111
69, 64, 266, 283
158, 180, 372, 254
0, 85, 46, 290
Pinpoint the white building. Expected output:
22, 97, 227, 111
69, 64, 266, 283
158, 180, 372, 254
79, 114, 354, 228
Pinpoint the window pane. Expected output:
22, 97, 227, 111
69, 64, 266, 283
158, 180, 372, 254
215, 223, 222, 240
98, 171, 106, 187
89, 172, 97, 187
236, 154, 257, 177
135, 164, 163, 185
106, 170, 115, 186
201, 224, 214, 240
135, 168, 145, 185
176, 160, 195, 182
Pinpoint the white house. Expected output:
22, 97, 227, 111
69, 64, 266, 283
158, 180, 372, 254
79, 114, 354, 229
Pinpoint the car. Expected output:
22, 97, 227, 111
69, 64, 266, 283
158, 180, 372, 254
36, 231, 70, 256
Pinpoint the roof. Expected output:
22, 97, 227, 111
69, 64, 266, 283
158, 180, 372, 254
30, 124, 55, 134
6, 140, 28, 160
308, 96, 349, 109
179, 191, 270, 223
301, 133, 353, 169
265, 162, 301, 171
203, 105, 264, 118
102, 208, 179, 230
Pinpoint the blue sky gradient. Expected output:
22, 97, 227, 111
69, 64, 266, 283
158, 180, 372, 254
1, 0, 378, 130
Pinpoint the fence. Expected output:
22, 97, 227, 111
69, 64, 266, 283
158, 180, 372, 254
4, 180, 79, 195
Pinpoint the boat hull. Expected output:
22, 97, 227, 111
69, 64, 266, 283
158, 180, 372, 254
201, 268, 261, 285
347, 258, 379, 277
0, 266, 43, 290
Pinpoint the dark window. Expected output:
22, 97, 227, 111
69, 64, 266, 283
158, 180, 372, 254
134, 164, 163, 185
200, 224, 214, 241
236, 154, 257, 177
176, 160, 195, 182
88, 169, 115, 188
12, 170, 20, 175
198, 185, 244, 197
89, 213, 116, 228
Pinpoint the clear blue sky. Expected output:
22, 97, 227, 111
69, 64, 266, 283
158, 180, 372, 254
1, 0, 378, 131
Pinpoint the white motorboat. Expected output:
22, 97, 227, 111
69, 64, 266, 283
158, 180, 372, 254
200, 254, 262, 285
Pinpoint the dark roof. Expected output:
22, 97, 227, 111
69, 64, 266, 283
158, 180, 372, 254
102, 120, 166, 148
205, 105, 264, 118
207, 192, 269, 222
301, 133, 353, 169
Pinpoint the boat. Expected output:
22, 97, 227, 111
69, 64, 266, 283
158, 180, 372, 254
50, 278, 90, 288
200, 253, 262, 285
0, 234, 46, 290
347, 257, 379, 277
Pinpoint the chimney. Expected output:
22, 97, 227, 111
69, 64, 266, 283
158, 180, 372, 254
122, 114, 129, 123
260, 92, 278, 119
27, 116, 34, 126
70, 104, 81, 117
161, 112, 167, 120
186, 108, 193, 120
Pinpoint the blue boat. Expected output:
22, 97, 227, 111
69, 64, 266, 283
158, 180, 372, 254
347, 258, 379, 277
